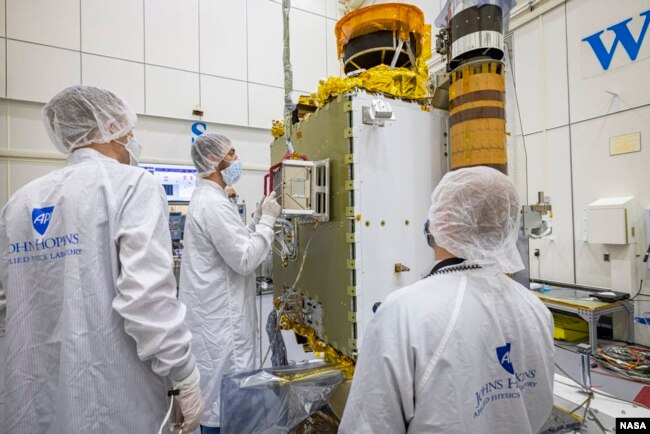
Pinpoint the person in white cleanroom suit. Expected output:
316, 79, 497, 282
179, 133, 281, 434
0, 85, 204, 434
339, 166, 555, 434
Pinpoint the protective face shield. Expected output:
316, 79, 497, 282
221, 159, 242, 185
115, 134, 142, 166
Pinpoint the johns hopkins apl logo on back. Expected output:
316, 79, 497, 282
496, 343, 514, 375
32, 206, 55, 236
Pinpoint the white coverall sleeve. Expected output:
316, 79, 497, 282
200, 200, 273, 276
339, 300, 415, 434
0, 281, 5, 334
0, 206, 8, 333
112, 176, 195, 382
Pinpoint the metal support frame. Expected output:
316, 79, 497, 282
389, 38, 416, 69
389, 39, 404, 68
542, 300, 635, 350
576, 343, 592, 391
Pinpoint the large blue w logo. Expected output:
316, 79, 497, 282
582, 10, 650, 71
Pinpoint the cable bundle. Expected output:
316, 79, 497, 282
594, 343, 650, 383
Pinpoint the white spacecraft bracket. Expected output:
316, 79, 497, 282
272, 158, 330, 222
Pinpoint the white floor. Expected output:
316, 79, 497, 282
552, 344, 650, 433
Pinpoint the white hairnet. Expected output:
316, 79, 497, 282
427, 166, 523, 273
42, 85, 137, 154
191, 133, 233, 177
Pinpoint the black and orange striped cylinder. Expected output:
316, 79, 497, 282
448, 61, 507, 174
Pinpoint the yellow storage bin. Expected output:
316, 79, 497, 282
553, 313, 588, 342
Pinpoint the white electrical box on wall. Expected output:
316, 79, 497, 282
586, 197, 635, 245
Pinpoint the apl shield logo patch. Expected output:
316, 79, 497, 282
32, 206, 55, 236
496, 343, 514, 375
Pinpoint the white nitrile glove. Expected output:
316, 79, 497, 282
169, 367, 205, 434
252, 196, 264, 223
259, 191, 282, 228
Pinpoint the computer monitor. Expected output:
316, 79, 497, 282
169, 212, 184, 241
140, 163, 198, 202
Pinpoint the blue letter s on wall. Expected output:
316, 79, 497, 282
191, 122, 207, 143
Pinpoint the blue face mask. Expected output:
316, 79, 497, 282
221, 159, 242, 185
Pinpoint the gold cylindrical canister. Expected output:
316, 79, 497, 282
448, 61, 507, 174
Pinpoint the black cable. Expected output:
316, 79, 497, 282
632, 248, 650, 300
630, 279, 647, 301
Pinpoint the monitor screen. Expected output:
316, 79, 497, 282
140, 163, 198, 202
169, 212, 185, 241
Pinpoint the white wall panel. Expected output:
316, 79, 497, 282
513, 18, 543, 135
136, 114, 271, 164
145, 0, 199, 72
8, 161, 65, 194
507, 133, 527, 204
572, 105, 650, 289
216, 123, 271, 167
7, 0, 79, 50
7, 100, 52, 152
199, 0, 247, 80
291, 9, 326, 92
145, 66, 199, 119
505, 59, 528, 202
248, 0, 283, 88
82, 54, 145, 114
0, 0, 5, 37
0, 100, 7, 150
0, 161, 7, 206
525, 128, 575, 284
407, 0, 437, 30
326, 19, 340, 77
81, 0, 144, 62
200, 75, 247, 126
326, 0, 341, 20
136, 115, 194, 163
271, 0, 326, 16
523, 134, 544, 205
231, 134, 271, 168
245, 141, 271, 167
295, 0, 327, 15
566, 0, 650, 123
248, 84, 283, 129
7, 41, 80, 103
234, 170, 265, 218
0, 39, 5, 97
541, 5, 569, 129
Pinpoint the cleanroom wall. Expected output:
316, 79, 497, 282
511, 0, 650, 344
0, 0, 342, 412
0, 0, 346, 209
